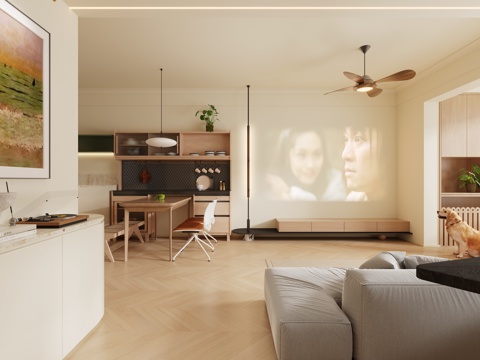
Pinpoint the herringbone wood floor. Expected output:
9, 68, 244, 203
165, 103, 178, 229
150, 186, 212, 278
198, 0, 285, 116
66, 237, 457, 360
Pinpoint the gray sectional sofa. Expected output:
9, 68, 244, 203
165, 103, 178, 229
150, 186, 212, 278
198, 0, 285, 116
264, 252, 480, 360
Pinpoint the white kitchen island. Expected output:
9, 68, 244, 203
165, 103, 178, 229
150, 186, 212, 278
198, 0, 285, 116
0, 214, 104, 359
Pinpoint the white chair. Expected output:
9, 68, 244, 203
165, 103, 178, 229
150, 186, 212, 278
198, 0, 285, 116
173, 200, 217, 262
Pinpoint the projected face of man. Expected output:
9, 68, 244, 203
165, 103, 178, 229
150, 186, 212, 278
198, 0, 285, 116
342, 127, 377, 194
288, 131, 324, 185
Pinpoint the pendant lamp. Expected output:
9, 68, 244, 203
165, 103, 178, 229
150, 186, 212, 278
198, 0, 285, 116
146, 68, 177, 148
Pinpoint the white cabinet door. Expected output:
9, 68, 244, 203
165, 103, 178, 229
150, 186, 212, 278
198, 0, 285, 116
62, 222, 104, 357
0, 238, 63, 360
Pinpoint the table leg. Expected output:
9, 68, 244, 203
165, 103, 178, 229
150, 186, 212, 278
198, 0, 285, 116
124, 209, 129, 262
169, 207, 173, 261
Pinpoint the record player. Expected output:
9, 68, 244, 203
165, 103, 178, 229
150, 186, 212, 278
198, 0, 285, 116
17, 213, 88, 228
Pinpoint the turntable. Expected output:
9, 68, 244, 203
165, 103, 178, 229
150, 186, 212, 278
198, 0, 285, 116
17, 213, 88, 227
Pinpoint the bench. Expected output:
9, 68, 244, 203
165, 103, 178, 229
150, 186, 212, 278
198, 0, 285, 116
104, 220, 145, 262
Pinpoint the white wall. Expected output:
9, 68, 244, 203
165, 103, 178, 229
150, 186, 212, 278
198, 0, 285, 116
79, 87, 398, 231
397, 40, 480, 246
0, 0, 78, 223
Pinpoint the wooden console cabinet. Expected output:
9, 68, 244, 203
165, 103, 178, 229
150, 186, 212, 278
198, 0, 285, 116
275, 218, 410, 233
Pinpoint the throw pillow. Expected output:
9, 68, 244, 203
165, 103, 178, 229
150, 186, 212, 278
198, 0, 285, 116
359, 251, 406, 269
403, 255, 450, 269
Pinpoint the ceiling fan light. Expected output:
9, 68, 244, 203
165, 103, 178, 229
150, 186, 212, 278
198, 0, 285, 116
355, 84, 374, 92
146, 137, 177, 148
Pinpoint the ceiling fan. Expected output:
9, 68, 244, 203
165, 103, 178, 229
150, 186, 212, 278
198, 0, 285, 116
324, 45, 416, 97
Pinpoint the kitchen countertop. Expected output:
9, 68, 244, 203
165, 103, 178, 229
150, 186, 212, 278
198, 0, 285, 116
0, 214, 104, 255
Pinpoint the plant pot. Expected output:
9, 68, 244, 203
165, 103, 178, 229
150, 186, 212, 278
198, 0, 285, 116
466, 183, 477, 193
206, 123, 214, 132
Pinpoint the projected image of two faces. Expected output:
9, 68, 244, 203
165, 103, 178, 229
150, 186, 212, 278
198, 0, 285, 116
266, 126, 383, 202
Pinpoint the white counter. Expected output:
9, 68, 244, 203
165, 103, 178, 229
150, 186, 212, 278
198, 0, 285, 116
0, 214, 105, 359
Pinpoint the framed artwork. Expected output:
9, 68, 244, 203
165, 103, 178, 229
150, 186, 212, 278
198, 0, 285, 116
0, 0, 50, 178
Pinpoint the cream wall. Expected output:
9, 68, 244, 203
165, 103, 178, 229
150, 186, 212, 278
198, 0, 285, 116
0, 0, 78, 224
397, 40, 480, 246
78, 88, 398, 231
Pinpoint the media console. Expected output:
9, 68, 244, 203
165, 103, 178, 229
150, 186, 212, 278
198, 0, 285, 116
232, 218, 411, 239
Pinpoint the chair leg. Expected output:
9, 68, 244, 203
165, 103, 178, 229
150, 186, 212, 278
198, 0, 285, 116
173, 234, 196, 262
195, 235, 211, 261
173, 232, 212, 262
200, 231, 217, 251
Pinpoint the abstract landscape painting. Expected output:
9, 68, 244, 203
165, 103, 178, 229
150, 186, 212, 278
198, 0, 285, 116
0, 1, 49, 178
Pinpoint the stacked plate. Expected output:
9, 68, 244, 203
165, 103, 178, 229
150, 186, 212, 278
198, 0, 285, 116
205, 151, 215, 156
189, 152, 200, 156
216, 151, 226, 156
167, 152, 177, 156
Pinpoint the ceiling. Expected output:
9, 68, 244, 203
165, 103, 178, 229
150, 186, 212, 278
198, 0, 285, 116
64, 0, 480, 92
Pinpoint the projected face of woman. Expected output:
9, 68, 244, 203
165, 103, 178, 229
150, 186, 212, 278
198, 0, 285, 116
288, 131, 324, 185
342, 127, 377, 194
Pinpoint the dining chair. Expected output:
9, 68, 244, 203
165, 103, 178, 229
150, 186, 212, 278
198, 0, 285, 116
173, 200, 217, 262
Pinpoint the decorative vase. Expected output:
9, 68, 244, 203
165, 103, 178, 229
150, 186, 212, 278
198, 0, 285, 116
206, 123, 214, 132
466, 183, 477, 193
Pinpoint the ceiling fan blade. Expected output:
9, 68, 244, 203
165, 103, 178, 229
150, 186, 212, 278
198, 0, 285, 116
324, 86, 354, 95
367, 88, 383, 97
375, 69, 416, 83
343, 71, 363, 83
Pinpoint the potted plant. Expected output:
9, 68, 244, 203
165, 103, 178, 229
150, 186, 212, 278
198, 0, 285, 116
196, 104, 219, 132
458, 164, 480, 192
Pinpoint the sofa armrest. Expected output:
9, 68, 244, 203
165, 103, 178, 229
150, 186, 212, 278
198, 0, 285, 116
342, 269, 480, 360
265, 268, 352, 360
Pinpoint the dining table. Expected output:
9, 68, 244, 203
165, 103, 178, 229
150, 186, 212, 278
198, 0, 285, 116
119, 195, 192, 261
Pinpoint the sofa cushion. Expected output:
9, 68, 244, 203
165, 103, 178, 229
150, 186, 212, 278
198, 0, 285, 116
342, 269, 480, 360
359, 251, 406, 269
264, 267, 352, 360
403, 254, 450, 268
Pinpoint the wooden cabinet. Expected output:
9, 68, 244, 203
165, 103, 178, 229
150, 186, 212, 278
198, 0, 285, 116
112, 131, 231, 238
114, 131, 230, 160
194, 195, 231, 240
441, 95, 466, 157
440, 94, 480, 207
275, 218, 410, 233
467, 95, 480, 156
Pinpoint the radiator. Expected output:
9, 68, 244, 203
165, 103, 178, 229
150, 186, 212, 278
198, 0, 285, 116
439, 207, 480, 246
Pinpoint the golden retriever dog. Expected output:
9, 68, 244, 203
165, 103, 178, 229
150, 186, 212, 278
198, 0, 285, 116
438, 209, 480, 258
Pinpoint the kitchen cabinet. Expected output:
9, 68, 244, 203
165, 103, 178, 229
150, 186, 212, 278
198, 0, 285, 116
0, 215, 104, 359
112, 131, 231, 238
114, 131, 230, 160
194, 195, 231, 240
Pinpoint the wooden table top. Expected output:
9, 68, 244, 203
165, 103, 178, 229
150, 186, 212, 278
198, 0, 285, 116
119, 196, 191, 209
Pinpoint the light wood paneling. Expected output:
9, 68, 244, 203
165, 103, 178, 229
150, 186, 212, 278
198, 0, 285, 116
441, 95, 466, 157
311, 220, 345, 232
467, 94, 480, 157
